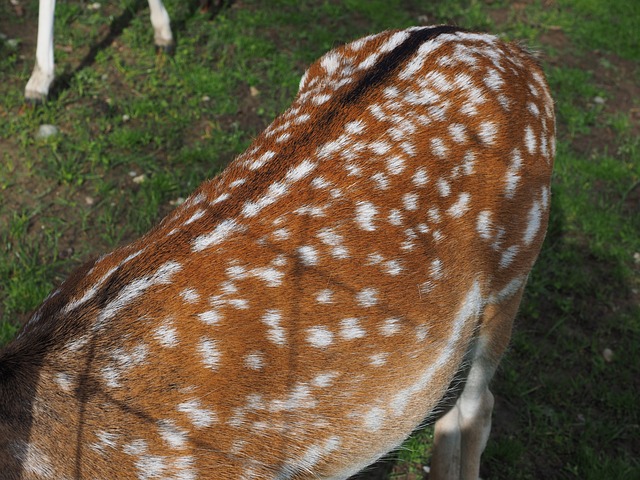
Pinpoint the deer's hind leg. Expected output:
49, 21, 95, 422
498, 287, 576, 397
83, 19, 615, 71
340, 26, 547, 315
429, 281, 527, 480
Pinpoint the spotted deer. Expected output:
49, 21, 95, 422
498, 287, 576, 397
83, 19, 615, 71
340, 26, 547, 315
25, 0, 174, 101
3, 25, 555, 480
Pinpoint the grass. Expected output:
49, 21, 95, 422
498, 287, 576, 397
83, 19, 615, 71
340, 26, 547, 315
1, 0, 639, 478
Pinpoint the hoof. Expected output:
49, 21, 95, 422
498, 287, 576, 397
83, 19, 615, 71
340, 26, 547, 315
155, 41, 176, 56
24, 91, 47, 105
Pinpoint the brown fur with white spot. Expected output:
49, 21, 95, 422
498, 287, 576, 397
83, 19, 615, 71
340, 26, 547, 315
2, 26, 554, 480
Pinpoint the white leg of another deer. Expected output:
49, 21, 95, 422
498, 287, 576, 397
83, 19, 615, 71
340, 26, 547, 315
25, 0, 56, 101
147, 0, 174, 51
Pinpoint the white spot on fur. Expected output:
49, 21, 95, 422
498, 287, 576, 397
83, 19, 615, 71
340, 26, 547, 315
307, 326, 334, 348
299, 245, 319, 266
380, 317, 401, 336
403, 192, 419, 211
437, 178, 451, 197
316, 289, 334, 304
272, 228, 291, 241
154, 320, 179, 348
180, 288, 200, 304
363, 407, 385, 432
244, 352, 265, 370
198, 338, 221, 370
447, 192, 471, 218
248, 150, 275, 170
412, 168, 428, 187
380, 30, 410, 52
431, 137, 447, 157
321, 52, 341, 74
399, 40, 445, 80
357, 287, 378, 307
386, 156, 405, 175
312, 372, 339, 388
525, 125, 537, 154
430, 259, 444, 280
289, 436, 341, 473
313, 93, 332, 105
523, 200, 542, 245
487, 276, 526, 304
91, 431, 119, 455
262, 310, 286, 346
384, 259, 403, 276
251, 267, 284, 287
184, 209, 205, 225
370, 353, 389, 367
478, 122, 497, 145
355, 201, 378, 231
178, 399, 216, 428
158, 419, 188, 450
198, 309, 221, 325
388, 209, 403, 226
505, 149, 523, 198
346, 119, 366, 135
193, 219, 244, 252
339, 318, 366, 340
449, 123, 468, 143
428, 207, 442, 223
477, 211, 493, 240
54, 372, 73, 393
372, 172, 390, 190
500, 245, 520, 268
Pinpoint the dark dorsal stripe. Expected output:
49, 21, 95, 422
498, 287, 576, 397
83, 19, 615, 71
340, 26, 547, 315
341, 25, 466, 106
178, 26, 470, 251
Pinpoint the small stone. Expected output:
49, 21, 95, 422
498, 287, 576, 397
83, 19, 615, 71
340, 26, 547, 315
128, 171, 138, 177
201, 95, 211, 102
85, 196, 95, 206
36, 124, 59, 139
122, 114, 130, 122
633, 252, 640, 264
593, 96, 605, 105
88, 2, 101, 10
132, 174, 146, 184
59, 247, 75, 259
250, 86, 260, 97
602, 348, 614, 363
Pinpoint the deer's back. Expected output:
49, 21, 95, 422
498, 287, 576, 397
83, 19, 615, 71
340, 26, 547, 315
1, 26, 554, 479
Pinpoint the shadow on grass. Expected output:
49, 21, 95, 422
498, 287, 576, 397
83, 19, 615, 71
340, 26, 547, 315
484, 195, 640, 479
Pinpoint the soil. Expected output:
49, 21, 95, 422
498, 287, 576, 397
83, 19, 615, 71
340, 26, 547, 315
0, 1, 638, 479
